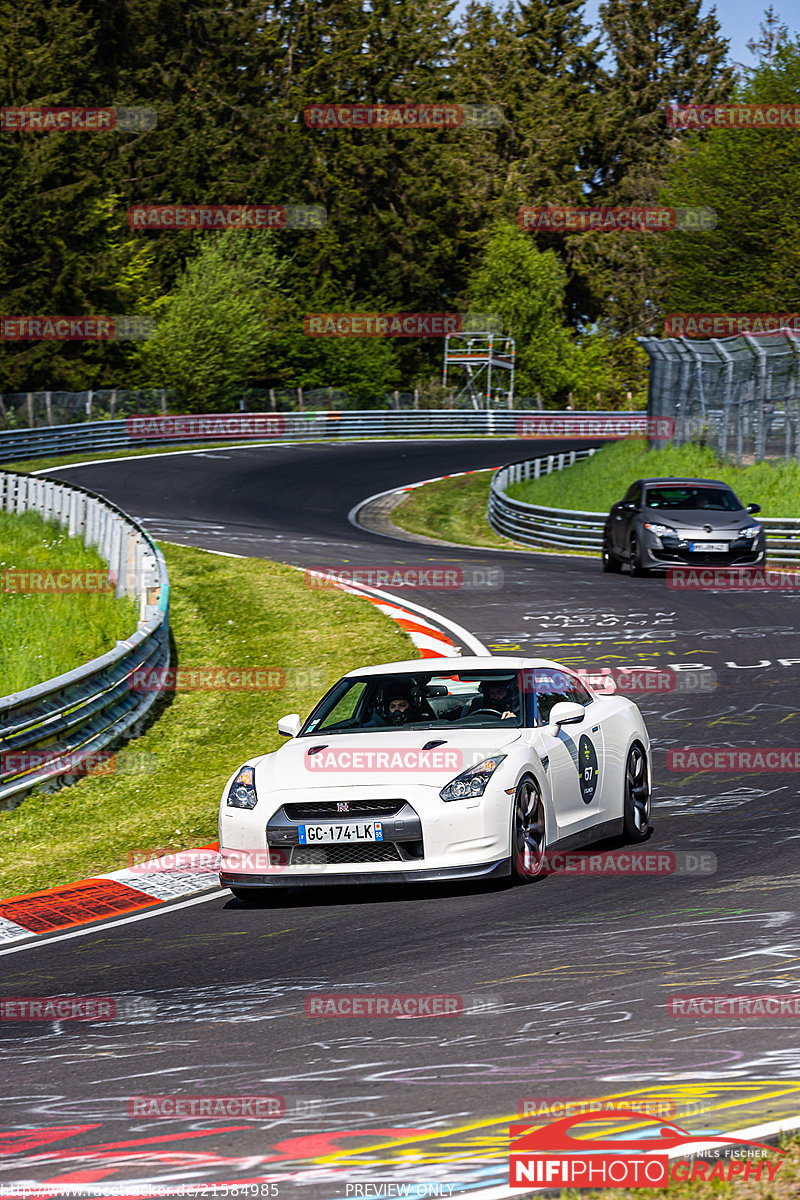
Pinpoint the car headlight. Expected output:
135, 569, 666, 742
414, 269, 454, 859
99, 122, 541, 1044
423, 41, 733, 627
742, 525, 761, 539
440, 755, 506, 802
643, 522, 677, 538
226, 766, 258, 809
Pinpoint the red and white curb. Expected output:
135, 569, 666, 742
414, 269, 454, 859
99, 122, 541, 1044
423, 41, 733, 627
304, 569, 488, 659
0, 569, 486, 943
0, 845, 222, 946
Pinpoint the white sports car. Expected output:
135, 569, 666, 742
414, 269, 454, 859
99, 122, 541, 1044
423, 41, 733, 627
218, 656, 652, 898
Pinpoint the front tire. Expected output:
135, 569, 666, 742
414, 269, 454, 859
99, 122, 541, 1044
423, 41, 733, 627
511, 775, 548, 883
622, 743, 651, 841
602, 530, 622, 573
629, 535, 647, 577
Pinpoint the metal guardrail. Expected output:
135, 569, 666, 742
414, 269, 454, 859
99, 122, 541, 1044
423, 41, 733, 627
488, 449, 603, 551
0, 472, 170, 808
488, 450, 800, 560
0, 410, 637, 463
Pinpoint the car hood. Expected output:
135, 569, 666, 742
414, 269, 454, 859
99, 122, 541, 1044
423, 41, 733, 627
254, 727, 523, 791
644, 509, 751, 532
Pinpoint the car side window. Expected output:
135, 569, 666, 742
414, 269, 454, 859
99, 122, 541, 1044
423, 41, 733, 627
563, 674, 593, 707
623, 482, 642, 505
532, 670, 573, 724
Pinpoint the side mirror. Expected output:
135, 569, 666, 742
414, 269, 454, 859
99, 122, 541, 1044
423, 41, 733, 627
277, 713, 302, 737
546, 701, 586, 738
621, 501, 637, 512
746, 503, 761, 514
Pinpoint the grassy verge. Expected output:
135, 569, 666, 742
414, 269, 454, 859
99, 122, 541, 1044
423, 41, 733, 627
565, 1131, 799, 1200
508, 437, 800, 515
390, 471, 532, 551
0, 543, 416, 897
0, 511, 138, 694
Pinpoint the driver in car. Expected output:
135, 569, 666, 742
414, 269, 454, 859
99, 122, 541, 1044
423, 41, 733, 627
366, 681, 428, 726
461, 679, 518, 721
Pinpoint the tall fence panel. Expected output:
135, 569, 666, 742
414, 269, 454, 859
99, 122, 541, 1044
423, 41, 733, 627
641, 333, 800, 462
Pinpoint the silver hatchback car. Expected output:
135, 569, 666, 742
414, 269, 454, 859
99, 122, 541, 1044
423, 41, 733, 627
602, 477, 765, 575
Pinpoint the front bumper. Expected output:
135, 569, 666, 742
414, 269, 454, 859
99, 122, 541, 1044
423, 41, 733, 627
641, 534, 765, 569
220, 857, 511, 889
220, 781, 512, 884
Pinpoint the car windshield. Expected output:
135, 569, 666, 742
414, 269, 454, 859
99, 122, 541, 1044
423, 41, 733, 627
644, 486, 741, 512
300, 671, 527, 734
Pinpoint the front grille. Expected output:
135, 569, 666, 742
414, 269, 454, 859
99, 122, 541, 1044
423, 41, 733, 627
283, 800, 406, 820
653, 548, 759, 566
290, 842, 403, 866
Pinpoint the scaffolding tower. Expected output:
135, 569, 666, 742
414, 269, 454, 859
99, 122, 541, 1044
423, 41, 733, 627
443, 331, 516, 409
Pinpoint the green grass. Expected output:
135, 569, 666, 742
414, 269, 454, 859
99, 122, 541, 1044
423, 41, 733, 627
0, 511, 138, 694
0, 542, 416, 897
566, 1130, 800, 1200
390, 471, 533, 551
507, 437, 800, 516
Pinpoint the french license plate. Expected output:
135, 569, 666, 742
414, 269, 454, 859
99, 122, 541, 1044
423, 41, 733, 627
298, 822, 384, 844
690, 542, 727, 552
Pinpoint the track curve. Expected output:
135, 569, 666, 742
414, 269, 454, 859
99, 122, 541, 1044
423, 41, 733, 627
4, 438, 800, 1197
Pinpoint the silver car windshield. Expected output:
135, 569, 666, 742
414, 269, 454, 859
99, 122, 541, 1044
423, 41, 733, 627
644, 486, 741, 512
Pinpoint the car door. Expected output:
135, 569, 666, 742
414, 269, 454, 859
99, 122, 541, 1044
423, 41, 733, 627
526, 668, 604, 840
610, 480, 642, 554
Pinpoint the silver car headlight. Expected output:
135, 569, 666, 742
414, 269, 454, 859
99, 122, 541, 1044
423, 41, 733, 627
440, 755, 506, 802
226, 766, 258, 809
643, 522, 677, 539
742, 525, 761, 539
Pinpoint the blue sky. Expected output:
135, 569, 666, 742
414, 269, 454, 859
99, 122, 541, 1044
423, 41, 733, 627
452, 1, 799, 70
581, 0, 799, 69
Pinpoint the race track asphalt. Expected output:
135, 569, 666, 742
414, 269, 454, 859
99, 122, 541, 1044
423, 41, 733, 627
3, 438, 800, 1198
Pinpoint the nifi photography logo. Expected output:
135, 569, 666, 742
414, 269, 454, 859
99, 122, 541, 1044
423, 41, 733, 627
509, 1109, 784, 1189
